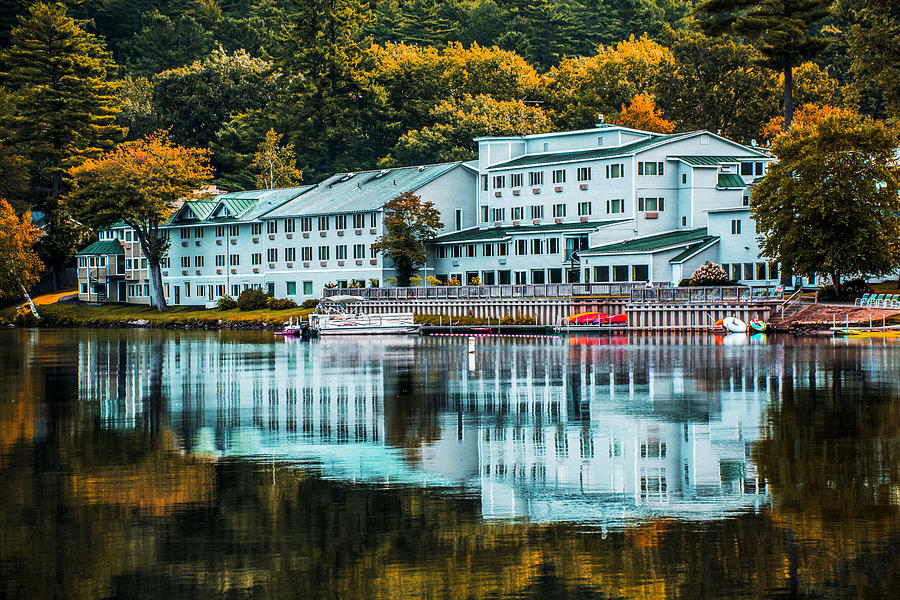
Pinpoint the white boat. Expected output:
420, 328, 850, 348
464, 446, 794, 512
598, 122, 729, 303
309, 312, 421, 336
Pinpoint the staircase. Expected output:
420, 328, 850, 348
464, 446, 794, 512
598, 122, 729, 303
779, 288, 819, 319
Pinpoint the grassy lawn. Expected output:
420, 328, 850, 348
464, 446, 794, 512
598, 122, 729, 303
871, 280, 900, 292
1, 292, 314, 328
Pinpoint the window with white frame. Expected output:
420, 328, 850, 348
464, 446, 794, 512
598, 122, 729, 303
353, 244, 365, 259
607, 198, 624, 214
638, 162, 664, 176
552, 169, 566, 183
529, 171, 543, 186
318, 246, 330, 260
215, 225, 226, 237
483, 243, 494, 257
335, 215, 347, 230
548, 238, 559, 254
531, 205, 543, 219
301, 217, 313, 232
606, 163, 625, 178
552, 203, 566, 218
510, 173, 523, 187
352, 213, 365, 228
181, 256, 190, 268
515, 239, 527, 255
638, 197, 664, 211
229, 254, 240, 266
318, 216, 329, 231
480, 206, 489, 222
512, 207, 524, 220
284, 219, 296, 233
285, 247, 296, 262
267, 220, 278, 234
252, 253, 262, 265
193, 256, 204, 267
229, 225, 240, 237
531, 239, 543, 254
301, 247, 312, 261
336, 245, 347, 260
577, 201, 591, 216
493, 175, 506, 189
267, 248, 278, 262
481, 174, 488, 191
491, 208, 505, 221
216, 254, 225, 266
466, 244, 476, 258
577, 167, 591, 181
731, 219, 742, 234
498, 243, 508, 256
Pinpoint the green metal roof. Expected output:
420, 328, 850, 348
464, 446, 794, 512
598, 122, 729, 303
488, 134, 685, 169
263, 163, 469, 218
585, 228, 712, 254
717, 173, 747, 189
668, 237, 720, 264
432, 219, 631, 244
673, 155, 757, 166
77, 239, 124, 255
172, 200, 218, 223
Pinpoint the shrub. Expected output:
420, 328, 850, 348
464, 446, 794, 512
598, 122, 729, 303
447, 277, 460, 286
301, 298, 319, 309
237, 288, 269, 311
690, 262, 731, 286
216, 295, 238, 309
409, 275, 423, 286
266, 297, 297, 310
818, 277, 872, 301
368, 278, 380, 288
425, 275, 443, 286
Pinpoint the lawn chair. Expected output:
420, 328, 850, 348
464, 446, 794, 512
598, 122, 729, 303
869, 294, 885, 307
854, 293, 870, 307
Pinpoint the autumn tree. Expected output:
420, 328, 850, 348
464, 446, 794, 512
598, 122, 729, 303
67, 133, 212, 311
750, 113, 900, 294
611, 94, 675, 133
249, 128, 302, 189
693, 0, 832, 129
761, 103, 859, 141
0, 199, 44, 308
1, 2, 123, 283
371, 192, 442, 287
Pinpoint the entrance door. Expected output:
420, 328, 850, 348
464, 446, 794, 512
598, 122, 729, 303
174, 286, 180, 305
118, 281, 126, 302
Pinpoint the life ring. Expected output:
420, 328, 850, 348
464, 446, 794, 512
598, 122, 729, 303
749, 319, 768, 332
723, 316, 748, 333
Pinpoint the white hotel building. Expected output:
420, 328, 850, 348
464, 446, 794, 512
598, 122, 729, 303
77, 125, 776, 306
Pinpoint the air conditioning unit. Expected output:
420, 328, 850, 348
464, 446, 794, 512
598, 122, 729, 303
286, 233, 293, 239
554, 218, 562, 224
579, 216, 588, 222
337, 260, 344, 266
320, 231, 327, 237
512, 189, 520, 196
355, 259, 363, 265
355, 229, 362, 235
252, 237, 259, 243
532, 219, 540, 225
512, 220, 520, 226
303, 262, 310, 268
532, 188, 540, 194
268, 234, 275, 240
195, 240, 201, 246
337, 230, 344, 236
495, 191, 502, 197
555, 186, 563, 192
303, 232, 310, 238
579, 184, 588, 190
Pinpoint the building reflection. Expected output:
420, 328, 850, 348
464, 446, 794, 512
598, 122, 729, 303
75, 331, 785, 525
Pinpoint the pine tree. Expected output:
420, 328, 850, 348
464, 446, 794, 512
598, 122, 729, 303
694, 0, 831, 128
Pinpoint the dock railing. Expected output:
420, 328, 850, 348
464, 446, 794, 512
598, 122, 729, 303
629, 285, 786, 303
324, 282, 671, 300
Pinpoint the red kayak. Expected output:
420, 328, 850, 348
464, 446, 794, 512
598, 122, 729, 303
567, 312, 608, 324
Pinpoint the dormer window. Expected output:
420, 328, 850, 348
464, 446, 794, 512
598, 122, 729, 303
597, 136, 604, 146
543, 142, 549, 152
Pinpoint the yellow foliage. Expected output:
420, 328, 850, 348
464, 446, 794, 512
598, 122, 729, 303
0, 198, 44, 297
762, 103, 860, 141
611, 94, 676, 133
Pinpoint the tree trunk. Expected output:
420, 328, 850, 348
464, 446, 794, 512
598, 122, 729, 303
19, 280, 40, 319
831, 271, 841, 298
784, 64, 794, 130
149, 260, 167, 312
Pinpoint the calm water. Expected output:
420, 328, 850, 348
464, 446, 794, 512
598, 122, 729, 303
2, 329, 900, 599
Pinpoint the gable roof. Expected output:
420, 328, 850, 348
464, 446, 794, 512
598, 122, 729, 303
584, 228, 713, 254
262, 162, 468, 219
717, 173, 747, 189
171, 200, 217, 223
431, 219, 631, 244
669, 237, 720, 264
77, 239, 124, 256
166, 186, 313, 226
487, 134, 687, 170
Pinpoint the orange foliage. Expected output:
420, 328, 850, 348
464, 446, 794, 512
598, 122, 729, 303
611, 94, 676, 134
762, 104, 860, 140
0, 198, 44, 294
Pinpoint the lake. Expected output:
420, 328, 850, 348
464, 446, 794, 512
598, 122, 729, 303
2, 329, 899, 599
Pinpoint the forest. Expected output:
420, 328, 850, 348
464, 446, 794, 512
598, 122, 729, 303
0, 0, 897, 280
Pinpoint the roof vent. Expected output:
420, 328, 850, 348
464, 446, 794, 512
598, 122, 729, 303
418, 166, 425, 172
375, 169, 390, 178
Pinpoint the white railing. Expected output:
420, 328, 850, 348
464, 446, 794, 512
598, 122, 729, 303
323, 282, 670, 300
630, 285, 786, 303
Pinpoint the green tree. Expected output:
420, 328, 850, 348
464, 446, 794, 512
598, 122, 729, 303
840, 0, 900, 118
248, 128, 302, 189
122, 10, 215, 76
371, 191, 442, 287
0, 2, 123, 282
67, 133, 213, 311
693, 0, 832, 129
750, 113, 900, 294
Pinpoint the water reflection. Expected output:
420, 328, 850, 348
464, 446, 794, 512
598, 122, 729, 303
3, 329, 900, 599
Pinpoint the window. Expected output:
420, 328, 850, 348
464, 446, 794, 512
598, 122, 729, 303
741, 162, 753, 176
481, 174, 488, 191
215, 225, 226, 237
531, 269, 545, 284
756, 262, 767, 280
744, 263, 753, 280
318, 216, 329, 231
181, 256, 190, 268
465, 244, 476, 258
613, 265, 629, 282
350, 244, 363, 259
515, 239, 527, 255
755, 162, 764, 176
606, 163, 624, 178
318, 246, 330, 260
180, 228, 190, 239
682, 216, 687, 226
301, 247, 312, 261
552, 203, 566, 218
437, 246, 447, 259
455, 209, 462, 230
230, 225, 240, 237
597, 136, 604, 146
80, 282, 87, 294
483, 243, 494, 257
552, 169, 566, 184
769, 262, 779, 280
267, 220, 278, 234
682, 173, 687, 184
594, 265, 610, 282
497, 243, 508, 256
731, 264, 741, 280
493, 175, 506, 189
336, 245, 347, 260
301, 217, 313, 232
303, 281, 313, 295
267, 248, 278, 262
498, 270, 511, 284
216, 254, 225, 266
512, 206, 524, 220
481, 206, 489, 222
511, 173, 523, 187
285, 247, 296, 262
352, 213, 365, 228
286, 281, 297, 296
731, 219, 742, 235
370, 213, 377, 228
451, 245, 462, 258
577, 167, 591, 181
633, 264, 649, 281
578, 202, 591, 216
529, 171, 543, 186
531, 205, 543, 219
607, 198, 624, 214
193, 256, 204, 267
638, 197, 664, 211
531, 239, 543, 255
335, 215, 347, 230
229, 254, 240, 266
638, 162, 664, 176
231, 284, 240, 297
216, 285, 225, 297
548, 238, 559, 254
285, 219, 296, 233
252, 253, 262, 265
492, 208, 505, 222
514, 271, 527, 284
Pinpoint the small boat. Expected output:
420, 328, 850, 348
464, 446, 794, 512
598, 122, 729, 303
749, 319, 768, 332
309, 312, 420, 336
833, 326, 900, 338
275, 316, 310, 338
723, 316, 748, 333
608, 314, 627, 324
567, 312, 608, 324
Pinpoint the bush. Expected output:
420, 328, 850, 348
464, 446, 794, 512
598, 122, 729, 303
301, 298, 319, 309
216, 295, 238, 309
266, 297, 297, 310
690, 262, 731, 286
237, 288, 269, 311
818, 277, 872, 301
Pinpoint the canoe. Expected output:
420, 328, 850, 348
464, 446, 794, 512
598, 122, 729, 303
608, 314, 627, 324
749, 319, 768, 332
723, 316, 748, 333
567, 312, 608, 324
713, 319, 725, 331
